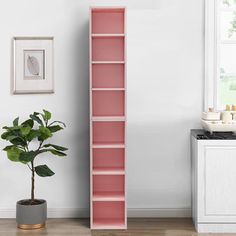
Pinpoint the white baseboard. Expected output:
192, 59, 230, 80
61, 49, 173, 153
128, 208, 191, 218
0, 207, 191, 219
197, 223, 236, 233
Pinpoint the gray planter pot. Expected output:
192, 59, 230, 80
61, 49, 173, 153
16, 199, 47, 229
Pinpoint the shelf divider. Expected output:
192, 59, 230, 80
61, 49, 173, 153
92, 61, 125, 64
92, 143, 125, 149
92, 116, 125, 121
92, 88, 125, 91
93, 191, 125, 201
93, 167, 125, 175
92, 219, 125, 230
92, 34, 125, 37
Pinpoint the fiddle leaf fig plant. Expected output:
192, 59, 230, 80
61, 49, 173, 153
1, 110, 68, 204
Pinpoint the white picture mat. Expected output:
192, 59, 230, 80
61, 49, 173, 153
24, 50, 45, 79
13, 37, 54, 94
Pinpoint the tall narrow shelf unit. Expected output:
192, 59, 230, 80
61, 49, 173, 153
90, 7, 126, 230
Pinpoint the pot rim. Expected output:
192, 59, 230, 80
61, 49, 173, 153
17, 199, 46, 206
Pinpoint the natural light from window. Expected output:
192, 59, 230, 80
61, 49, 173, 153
219, 0, 236, 106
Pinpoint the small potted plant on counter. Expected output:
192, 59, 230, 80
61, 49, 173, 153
1, 110, 68, 229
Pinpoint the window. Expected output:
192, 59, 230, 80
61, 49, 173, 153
205, 0, 236, 110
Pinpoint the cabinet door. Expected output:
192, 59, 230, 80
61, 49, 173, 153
198, 145, 236, 222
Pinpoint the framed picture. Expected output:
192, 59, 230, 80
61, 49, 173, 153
13, 37, 54, 94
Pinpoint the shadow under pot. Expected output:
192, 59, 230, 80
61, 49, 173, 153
16, 199, 47, 230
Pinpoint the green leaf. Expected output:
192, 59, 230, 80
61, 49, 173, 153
43, 110, 51, 121
13, 117, 19, 126
48, 125, 63, 133
27, 129, 40, 142
8, 126, 22, 131
1, 131, 11, 139
5, 135, 18, 141
21, 119, 34, 128
3, 145, 15, 151
38, 148, 67, 156
29, 114, 43, 126
38, 126, 52, 141
35, 165, 55, 177
10, 137, 27, 146
50, 149, 67, 156
19, 151, 36, 163
54, 121, 66, 127
43, 144, 68, 151
6, 147, 22, 162
1, 130, 21, 140
20, 126, 31, 136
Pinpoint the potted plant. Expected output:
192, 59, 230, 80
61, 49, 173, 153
1, 110, 68, 229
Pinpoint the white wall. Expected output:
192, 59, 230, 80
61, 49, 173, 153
0, 0, 204, 217
127, 3, 204, 216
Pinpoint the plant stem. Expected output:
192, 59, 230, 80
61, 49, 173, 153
30, 141, 43, 202
26, 163, 32, 171
31, 161, 35, 201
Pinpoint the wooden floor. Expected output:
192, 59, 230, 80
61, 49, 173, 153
0, 218, 234, 236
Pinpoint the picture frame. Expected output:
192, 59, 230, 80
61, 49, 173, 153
13, 37, 54, 94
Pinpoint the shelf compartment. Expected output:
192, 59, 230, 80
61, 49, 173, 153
93, 121, 125, 145
92, 37, 124, 61
93, 175, 125, 198
93, 202, 125, 228
93, 148, 124, 170
92, 9, 124, 34
92, 64, 124, 88
92, 91, 124, 116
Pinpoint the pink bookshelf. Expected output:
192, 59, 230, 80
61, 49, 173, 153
90, 7, 126, 229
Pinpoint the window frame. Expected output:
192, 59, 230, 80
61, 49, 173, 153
205, 0, 236, 110
205, 0, 218, 110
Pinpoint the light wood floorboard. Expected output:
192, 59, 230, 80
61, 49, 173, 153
0, 218, 235, 236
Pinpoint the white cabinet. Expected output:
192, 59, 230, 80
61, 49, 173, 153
192, 130, 236, 233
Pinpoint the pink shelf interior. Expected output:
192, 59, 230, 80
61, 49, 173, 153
92, 37, 124, 61
93, 121, 124, 144
93, 175, 124, 196
93, 148, 124, 169
93, 201, 125, 227
92, 64, 124, 88
92, 91, 124, 116
92, 9, 124, 34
